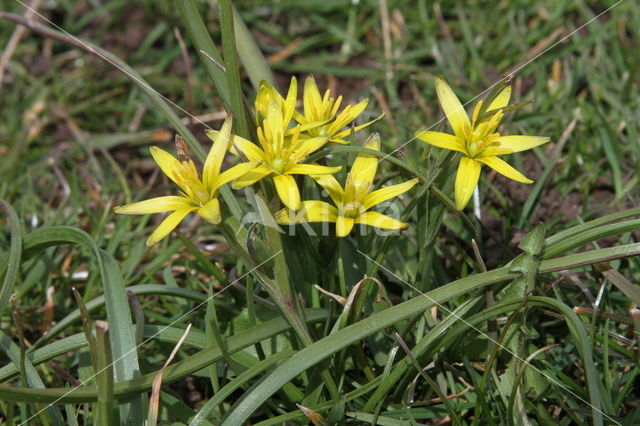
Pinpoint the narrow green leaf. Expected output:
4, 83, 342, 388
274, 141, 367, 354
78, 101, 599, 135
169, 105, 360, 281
602, 269, 640, 306
219, 0, 250, 139
176, 0, 231, 108
190, 350, 294, 425
0, 309, 328, 403
0, 226, 143, 423
0, 13, 244, 222
0, 334, 88, 382
543, 219, 640, 259
228, 3, 276, 88
0, 331, 65, 425
33, 284, 206, 350
545, 207, 640, 246
95, 321, 119, 426
0, 200, 22, 314
219, 243, 640, 424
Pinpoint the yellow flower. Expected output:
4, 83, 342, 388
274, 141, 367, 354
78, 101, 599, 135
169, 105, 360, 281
229, 104, 340, 210
213, 78, 341, 211
114, 117, 255, 246
416, 74, 550, 210
254, 77, 297, 130
294, 75, 382, 143
276, 134, 419, 237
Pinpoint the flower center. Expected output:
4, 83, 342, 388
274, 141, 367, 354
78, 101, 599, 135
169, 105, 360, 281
342, 202, 363, 218
271, 157, 285, 174
466, 133, 501, 158
174, 160, 209, 205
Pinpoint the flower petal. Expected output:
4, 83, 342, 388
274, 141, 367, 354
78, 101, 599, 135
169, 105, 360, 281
349, 133, 380, 188
286, 164, 341, 175
415, 131, 466, 154
114, 196, 192, 215
146, 207, 196, 246
211, 162, 258, 193
197, 198, 221, 224
276, 200, 338, 224
355, 211, 408, 230
303, 75, 323, 121
454, 157, 481, 211
292, 120, 330, 133
273, 175, 301, 210
435, 74, 470, 140
208, 130, 265, 162
331, 112, 385, 142
302, 201, 339, 222
291, 136, 330, 159
477, 155, 533, 184
363, 178, 419, 210
494, 135, 550, 153
311, 174, 344, 205
255, 81, 283, 123
326, 99, 368, 135
203, 116, 232, 189
335, 216, 355, 237
149, 146, 180, 186
486, 85, 511, 112
283, 76, 298, 125
232, 164, 272, 188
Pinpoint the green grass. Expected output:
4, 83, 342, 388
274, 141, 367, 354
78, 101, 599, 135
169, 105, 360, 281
1, 0, 639, 424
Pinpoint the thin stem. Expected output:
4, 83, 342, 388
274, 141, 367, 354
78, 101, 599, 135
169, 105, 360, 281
218, 222, 340, 400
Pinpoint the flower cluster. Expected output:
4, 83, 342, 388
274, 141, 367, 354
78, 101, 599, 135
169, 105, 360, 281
115, 76, 418, 244
115, 74, 548, 245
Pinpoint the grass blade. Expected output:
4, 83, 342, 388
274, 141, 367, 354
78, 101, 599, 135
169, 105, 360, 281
219, 0, 250, 138
0, 225, 143, 423
190, 350, 294, 425
543, 219, 640, 258
176, 0, 231, 109
0, 12, 245, 223
0, 309, 329, 403
0, 200, 22, 314
226, 2, 276, 88
0, 331, 65, 425
219, 242, 640, 424
95, 321, 119, 426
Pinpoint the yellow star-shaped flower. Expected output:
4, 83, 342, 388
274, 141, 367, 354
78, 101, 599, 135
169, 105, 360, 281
276, 134, 418, 237
223, 102, 340, 211
416, 74, 550, 210
294, 75, 382, 143
114, 117, 255, 246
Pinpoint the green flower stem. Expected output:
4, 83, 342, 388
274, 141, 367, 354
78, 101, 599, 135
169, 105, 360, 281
218, 222, 341, 400
430, 186, 478, 235
184, 0, 275, 91
367, 151, 458, 278
264, 226, 293, 303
